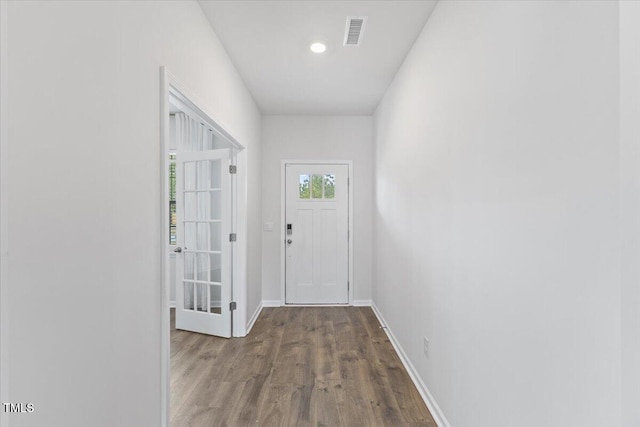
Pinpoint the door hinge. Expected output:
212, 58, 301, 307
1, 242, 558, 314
229, 165, 237, 174
230, 301, 237, 311
229, 233, 237, 242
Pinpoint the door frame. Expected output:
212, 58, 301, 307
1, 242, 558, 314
159, 67, 246, 427
280, 160, 354, 306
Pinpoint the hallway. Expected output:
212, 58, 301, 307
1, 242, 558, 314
171, 307, 437, 426
2, 1, 640, 426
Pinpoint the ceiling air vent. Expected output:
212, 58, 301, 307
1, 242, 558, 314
344, 16, 367, 46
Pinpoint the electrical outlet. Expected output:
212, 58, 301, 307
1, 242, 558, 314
423, 336, 430, 358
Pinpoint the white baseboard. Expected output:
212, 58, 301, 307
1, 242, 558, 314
246, 302, 263, 335
263, 300, 372, 307
262, 300, 282, 307
371, 303, 450, 427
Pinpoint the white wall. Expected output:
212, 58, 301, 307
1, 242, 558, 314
0, 2, 9, 424
261, 116, 373, 303
2, 1, 261, 426
620, 2, 640, 426
373, 1, 621, 426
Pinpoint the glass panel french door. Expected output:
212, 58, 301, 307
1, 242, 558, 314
175, 149, 231, 337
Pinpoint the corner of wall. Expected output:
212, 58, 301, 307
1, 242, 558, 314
370, 303, 450, 427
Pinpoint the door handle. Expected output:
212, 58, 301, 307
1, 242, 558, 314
287, 239, 293, 244
174, 247, 182, 253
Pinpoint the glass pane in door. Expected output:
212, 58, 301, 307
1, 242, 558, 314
182, 157, 224, 316
184, 282, 194, 310
196, 283, 208, 313
210, 284, 221, 314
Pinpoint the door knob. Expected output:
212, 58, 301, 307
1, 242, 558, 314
174, 247, 182, 253
287, 239, 293, 244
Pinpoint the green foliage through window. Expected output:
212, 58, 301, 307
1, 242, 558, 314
311, 175, 323, 198
298, 173, 335, 199
324, 174, 335, 198
299, 174, 310, 198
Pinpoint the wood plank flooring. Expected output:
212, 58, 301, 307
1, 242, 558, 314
171, 307, 437, 427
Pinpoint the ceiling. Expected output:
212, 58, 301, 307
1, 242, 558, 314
198, 1, 438, 115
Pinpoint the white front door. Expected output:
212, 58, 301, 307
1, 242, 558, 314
175, 149, 232, 337
285, 164, 349, 304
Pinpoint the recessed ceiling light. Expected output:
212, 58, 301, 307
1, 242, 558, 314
310, 42, 326, 54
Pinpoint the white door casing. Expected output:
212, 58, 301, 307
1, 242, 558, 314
175, 148, 232, 337
285, 163, 349, 304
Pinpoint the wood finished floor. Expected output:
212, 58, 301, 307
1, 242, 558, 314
171, 307, 437, 427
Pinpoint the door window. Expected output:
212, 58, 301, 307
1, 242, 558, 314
298, 173, 336, 199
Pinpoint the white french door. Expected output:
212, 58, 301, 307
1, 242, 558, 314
175, 148, 232, 337
285, 163, 349, 304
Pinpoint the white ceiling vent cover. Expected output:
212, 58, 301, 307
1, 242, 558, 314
344, 16, 367, 46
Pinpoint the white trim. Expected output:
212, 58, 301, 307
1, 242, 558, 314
246, 302, 263, 335
0, 2, 10, 426
280, 163, 286, 305
283, 304, 349, 307
280, 160, 354, 306
159, 67, 171, 427
262, 300, 282, 307
231, 150, 248, 338
167, 84, 243, 151
352, 299, 372, 307
371, 303, 451, 427
169, 301, 176, 309
264, 300, 370, 308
